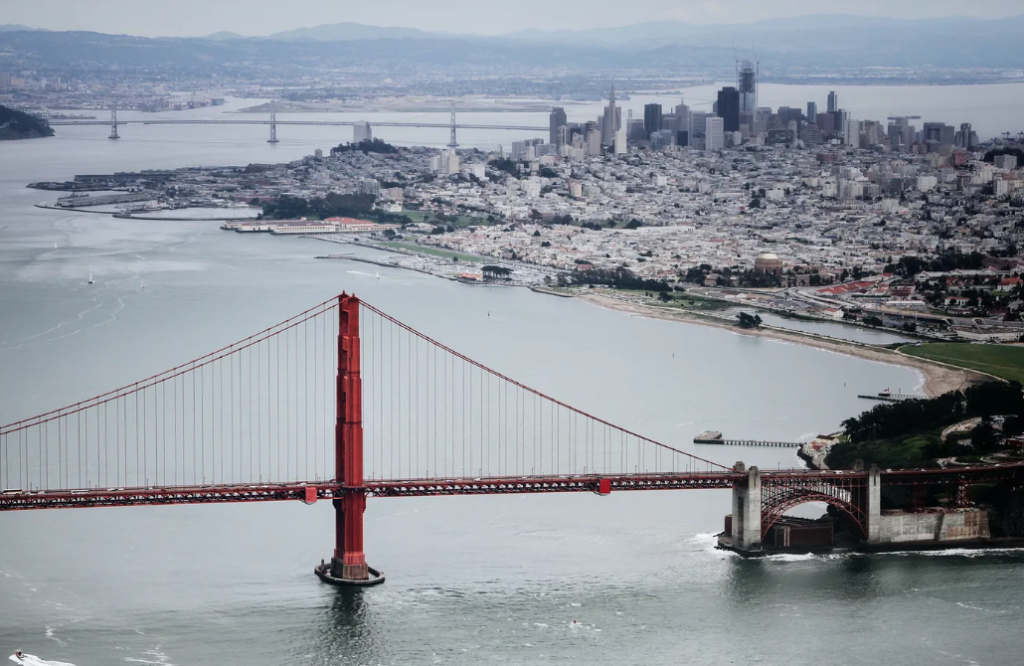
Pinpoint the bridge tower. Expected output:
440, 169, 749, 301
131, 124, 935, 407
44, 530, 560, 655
447, 100, 458, 148
268, 104, 279, 144
729, 462, 762, 552
318, 294, 383, 586
108, 105, 120, 140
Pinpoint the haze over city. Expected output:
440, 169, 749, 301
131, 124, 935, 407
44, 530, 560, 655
5, 0, 1024, 36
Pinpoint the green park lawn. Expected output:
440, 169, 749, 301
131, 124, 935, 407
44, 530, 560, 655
900, 343, 1024, 384
379, 241, 484, 263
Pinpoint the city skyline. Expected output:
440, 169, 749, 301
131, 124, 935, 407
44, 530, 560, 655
4, 1, 1024, 37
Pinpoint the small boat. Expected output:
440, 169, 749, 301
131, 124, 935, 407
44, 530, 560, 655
88, 271, 94, 285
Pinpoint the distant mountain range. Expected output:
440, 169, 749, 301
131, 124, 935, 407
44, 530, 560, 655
191, 14, 1024, 47
1, 15, 1023, 80
0, 24, 44, 33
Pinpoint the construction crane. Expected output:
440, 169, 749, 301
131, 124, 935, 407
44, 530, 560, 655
732, 43, 739, 86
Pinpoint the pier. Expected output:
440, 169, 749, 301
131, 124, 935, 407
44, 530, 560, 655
693, 431, 801, 447
857, 392, 923, 402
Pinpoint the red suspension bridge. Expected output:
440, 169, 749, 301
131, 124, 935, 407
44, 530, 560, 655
2, 294, 1022, 584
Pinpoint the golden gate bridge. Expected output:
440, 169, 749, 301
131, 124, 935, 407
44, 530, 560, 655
2, 294, 1021, 586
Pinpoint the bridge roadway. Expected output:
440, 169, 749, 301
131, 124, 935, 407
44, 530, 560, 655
47, 119, 549, 131
4, 463, 1022, 511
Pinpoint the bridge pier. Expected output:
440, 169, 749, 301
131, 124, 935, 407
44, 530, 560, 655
866, 464, 881, 542
316, 294, 383, 587
728, 462, 763, 554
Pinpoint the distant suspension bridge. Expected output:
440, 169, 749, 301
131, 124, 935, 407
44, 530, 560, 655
48, 103, 548, 147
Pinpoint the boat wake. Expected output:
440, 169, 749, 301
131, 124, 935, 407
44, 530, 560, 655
9, 653, 76, 666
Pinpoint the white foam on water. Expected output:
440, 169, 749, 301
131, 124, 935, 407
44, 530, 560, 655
9, 654, 76, 666
878, 547, 1024, 558
43, 628, 64, 647
956, 602, 986, 611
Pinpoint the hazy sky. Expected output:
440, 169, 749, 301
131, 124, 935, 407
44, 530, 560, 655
4, 0, 1023, 36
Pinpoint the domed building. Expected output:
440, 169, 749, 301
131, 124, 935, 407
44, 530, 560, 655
754, 252, 783, 276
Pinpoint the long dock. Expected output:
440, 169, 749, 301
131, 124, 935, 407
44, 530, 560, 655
693, 438, 802, 448
857, 393, 923, 402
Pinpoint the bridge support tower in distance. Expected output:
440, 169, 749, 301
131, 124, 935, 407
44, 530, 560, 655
109, 105, 120, 140
728, 462, 763, 553
447, 100, 458, 148
268, 104, 279, 144
316, 293, 384, 586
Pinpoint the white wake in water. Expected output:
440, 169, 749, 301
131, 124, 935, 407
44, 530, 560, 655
9, 654, 76, 666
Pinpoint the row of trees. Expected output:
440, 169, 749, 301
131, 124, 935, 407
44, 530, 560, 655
329, 138, 399, 155
259, 193, 410, 226
557, 267, 670, 291
882, 251, 986, 278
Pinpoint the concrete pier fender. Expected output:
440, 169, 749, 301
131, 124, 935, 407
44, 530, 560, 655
314, 561, 385, 587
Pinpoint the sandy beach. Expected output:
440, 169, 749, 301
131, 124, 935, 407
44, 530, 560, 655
578, 292, 987, 398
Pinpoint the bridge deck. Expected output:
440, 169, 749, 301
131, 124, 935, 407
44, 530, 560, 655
4, 464, 1020, 511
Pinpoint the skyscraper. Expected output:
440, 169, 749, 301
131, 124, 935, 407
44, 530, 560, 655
738, 60, 757, 129
717, 86, 740, 133
353, 121, 372, 143
807, 102, 818, 122
549, 107, 567, 146
675, 97, 691, 147
643, 103, 663, 140
705, 117, 725, 151
827, 91, 838, 113
600, 85, 620, 146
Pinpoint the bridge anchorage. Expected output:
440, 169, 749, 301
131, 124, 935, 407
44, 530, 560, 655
720, 460, 1024, 556
3, 294, 1023, 582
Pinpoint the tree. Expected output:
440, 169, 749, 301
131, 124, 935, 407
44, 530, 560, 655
737, 312, 762, 328
330, 138, 398, 155
863, 315, 884, 327
658, 291, 672, 303
482, 265, 512, 280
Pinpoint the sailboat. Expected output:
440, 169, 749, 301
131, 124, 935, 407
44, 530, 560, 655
53, 241, 58, 249
376, 271, 380, 279
88, 271, 94, 285
140, 279, 145, 290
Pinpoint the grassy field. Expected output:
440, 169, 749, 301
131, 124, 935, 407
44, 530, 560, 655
900, 343, 1024, 384
379, 241, 484, 263
397, 210, 485, 228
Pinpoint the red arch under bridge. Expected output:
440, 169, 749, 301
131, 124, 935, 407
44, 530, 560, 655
2, 294, 1023, 582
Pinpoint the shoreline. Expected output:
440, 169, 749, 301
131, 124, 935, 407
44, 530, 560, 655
310, 242, 989, 398
577, 292, 987, 398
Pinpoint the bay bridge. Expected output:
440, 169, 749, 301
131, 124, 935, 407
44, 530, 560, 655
2, 294, 1021, 586
48, 105, 548, 147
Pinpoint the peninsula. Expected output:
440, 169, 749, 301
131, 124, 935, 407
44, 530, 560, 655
0, 104, 54, 140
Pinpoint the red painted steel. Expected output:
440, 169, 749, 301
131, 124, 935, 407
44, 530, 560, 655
333, 294, 369, 581
2, 465, 1022, 511
598, 478, 611, 495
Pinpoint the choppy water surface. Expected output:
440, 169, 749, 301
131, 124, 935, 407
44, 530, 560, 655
1, 99, 1022, 666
